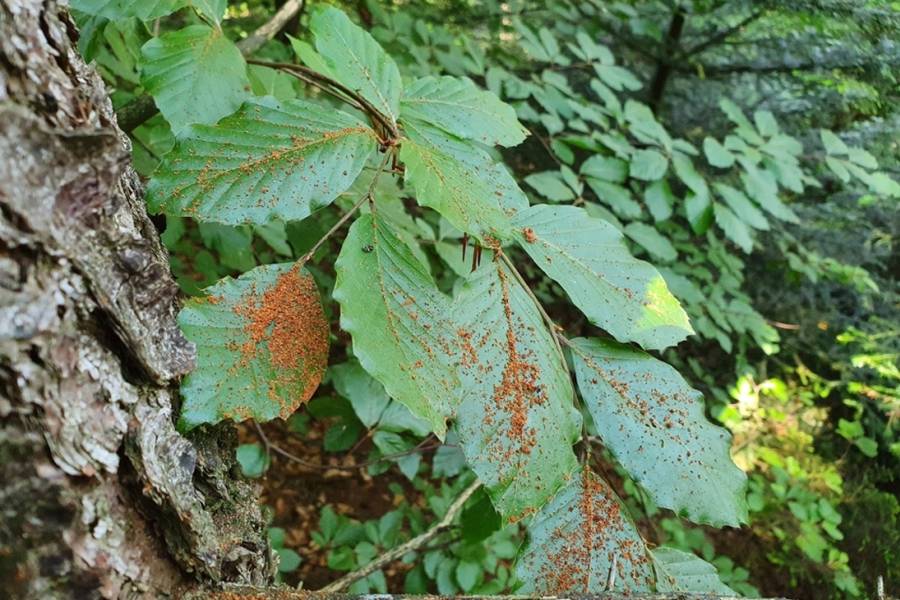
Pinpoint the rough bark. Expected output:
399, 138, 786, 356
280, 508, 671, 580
0, 1, 273, 597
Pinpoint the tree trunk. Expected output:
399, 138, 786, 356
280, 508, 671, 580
0, 1, 273, 597
647, 6, 686, 114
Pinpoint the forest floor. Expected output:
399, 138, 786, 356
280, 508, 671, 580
237, 418, 421, 590
237, 415, 797, 596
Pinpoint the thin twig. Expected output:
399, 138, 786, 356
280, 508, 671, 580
271, 439, 442, 472
606, 554, 618, 591
317, 479, 481, 593
236, 0, 306, 55
527, 126, 562, 166
252, 422, 444, 473
680, 9, 765, 59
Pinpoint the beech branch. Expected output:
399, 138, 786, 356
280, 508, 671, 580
316, 479, 481, 593
249, 59, 400, 143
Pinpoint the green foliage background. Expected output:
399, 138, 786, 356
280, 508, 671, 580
72, 0, 899, 597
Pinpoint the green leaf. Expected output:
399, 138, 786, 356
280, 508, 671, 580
713, 203, 754, 253
268, 526, 286, 548
433, 442, 467, 478
820, 129, 848, 155
311, 6, 402, 124
719, 98, 763, 145
331, 360, 390, 428
190, 0, 226, 24
525, 171, 577, 201
764, 133, 803, 158
585, 179, 642, 219
753, 110, 779, 137
826, 156, 851, 183
178, 263, 329, 429
575, 32, 614, 63
569, 338, 747, 527
624, 100, 670, 149
288, 35, 336, 78
855, 437, 878, 458
334, 214, 459, 438
702, 137, 735, 169
236, 443, 270, 478
629, 149, 668, 181
198, 223, 255, 271
512, 205, 692, 351
560, 165, 583, 195
538, 27, 561, 61
847, 147, 878, 169
596, 65, 643, 91
713, 183, 769, 230
514, 21, 550, 61
373, 431, 421, 480
685, 191, 713, 235
653, 547, 735, 594
672, 152, 710, 199
277, 548, 302, 573
456, 560, 481, 592
741, 167, 798, 223
623, 223, 677, 262
461, 490, 501, 543
583, 202, 623, 230
644, 180, 675, 222
72, 0, 186, 20
437, 560, 459, 594
401, 76, 527, 147
581, 155, 627, 183
454, 262, 580, 521
141, 25, 250, 135
147, 97, 377, 224
400, 118, 526, 241
516, 467, 655, 594
864, 171, 900, 197
248, 65, 296, 101
379, 402, 432, 437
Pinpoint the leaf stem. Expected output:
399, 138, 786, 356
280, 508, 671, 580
300, 152, 393, 264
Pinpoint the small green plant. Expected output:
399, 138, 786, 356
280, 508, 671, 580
309, 479, 520, 594
724, 373, 862, 595
269, 526, 302, 578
